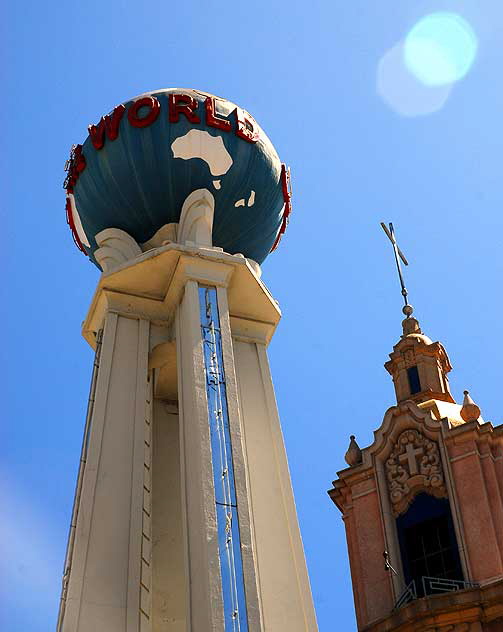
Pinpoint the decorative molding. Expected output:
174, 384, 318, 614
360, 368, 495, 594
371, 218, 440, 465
351, 487, 377, 501
449, 450, 479, 464
386, 428, 447, 516
82, 244, 281, 350
94, 228, 142, 273
141, 223, 178, 251
178, 188, 215, 247
370, 401, 441, 464
425, 624, 470, 632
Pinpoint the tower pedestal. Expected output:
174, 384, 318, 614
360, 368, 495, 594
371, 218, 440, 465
60, 244, 317, 632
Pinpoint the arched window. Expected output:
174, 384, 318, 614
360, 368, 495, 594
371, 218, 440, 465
407, 365, 421, 395
396, 493, 463, 597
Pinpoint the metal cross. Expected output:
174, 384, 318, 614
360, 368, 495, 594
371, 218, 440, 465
380, 222, 413, 317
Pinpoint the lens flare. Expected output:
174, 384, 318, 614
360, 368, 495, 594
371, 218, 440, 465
404, 13, 478, 86
377, 41, 452, 117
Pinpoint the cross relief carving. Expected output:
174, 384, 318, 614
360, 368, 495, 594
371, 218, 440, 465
385, 428, 447, 516
399, 442, 423, 475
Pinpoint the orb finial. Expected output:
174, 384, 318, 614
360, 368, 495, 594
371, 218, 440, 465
460, 390, 481, 422
402, 304, 414, 317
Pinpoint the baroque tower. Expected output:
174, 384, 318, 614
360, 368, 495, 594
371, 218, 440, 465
57, 89, 317, 632
329, 311, 503, 631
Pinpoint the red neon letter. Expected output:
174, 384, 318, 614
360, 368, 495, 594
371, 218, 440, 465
234, 108, 259, 143
205, 97, 231, 132
65, 196, 86, 254
64, 144, 86, 193
270, 164, 292, 252
128, 96, 160, 128
88, 104, 126, 150
74, 144, 86, 174
168, 93, 200, 124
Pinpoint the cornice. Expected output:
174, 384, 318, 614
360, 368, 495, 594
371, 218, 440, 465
81, 244, 281, 348
385, 339, 452, 375
444, 418, 503, 446
362, 578, 503, 631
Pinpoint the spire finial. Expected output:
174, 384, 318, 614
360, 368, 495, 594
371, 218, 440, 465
401, 316, 421, 336
381, 222, 413, 318
460, 390, 481, 422
345, 435, 363, 467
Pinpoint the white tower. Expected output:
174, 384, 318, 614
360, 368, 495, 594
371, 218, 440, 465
57, 204, 318, 629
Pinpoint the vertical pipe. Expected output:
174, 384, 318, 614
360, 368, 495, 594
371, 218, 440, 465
56, 329, 103, 632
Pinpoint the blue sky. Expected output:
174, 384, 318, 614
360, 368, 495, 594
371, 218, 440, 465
3, 2, 503, 630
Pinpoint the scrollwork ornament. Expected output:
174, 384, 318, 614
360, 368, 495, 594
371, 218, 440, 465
385, 428, 447, 516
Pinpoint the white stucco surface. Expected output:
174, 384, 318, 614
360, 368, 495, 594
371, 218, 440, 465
62, 243, 317, 631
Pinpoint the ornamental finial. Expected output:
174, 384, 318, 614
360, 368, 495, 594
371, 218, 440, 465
402, 315, 422, 336
460, 390, 481, 422
345, 435, 363, 467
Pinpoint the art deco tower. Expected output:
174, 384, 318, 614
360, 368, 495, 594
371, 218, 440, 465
57, 89, 317, 632
329, 230, 503, 631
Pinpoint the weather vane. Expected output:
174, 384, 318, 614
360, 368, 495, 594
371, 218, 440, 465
380, 222, 414, 318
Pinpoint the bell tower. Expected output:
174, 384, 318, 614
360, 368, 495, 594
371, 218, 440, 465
328, 227, 503, 631
384, 315, 454, 405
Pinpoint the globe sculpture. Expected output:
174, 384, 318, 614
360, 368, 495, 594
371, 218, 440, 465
64, 88, 291, 267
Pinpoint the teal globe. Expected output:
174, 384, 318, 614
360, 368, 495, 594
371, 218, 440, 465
64, 89, 290, 266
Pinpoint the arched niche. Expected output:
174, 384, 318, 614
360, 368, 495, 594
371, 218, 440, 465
396, 492, 463, 597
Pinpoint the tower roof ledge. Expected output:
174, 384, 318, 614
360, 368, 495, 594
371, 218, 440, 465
402, 332, 433, 345
418, 398, 484, 427
82, 242, 281, 348
385, 337, 453, 376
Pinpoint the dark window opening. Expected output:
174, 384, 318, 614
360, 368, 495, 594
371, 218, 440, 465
407, 366, 421, 395
397, 494, 463, 597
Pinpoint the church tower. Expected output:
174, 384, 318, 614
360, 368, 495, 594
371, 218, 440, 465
329, 297, 503, 627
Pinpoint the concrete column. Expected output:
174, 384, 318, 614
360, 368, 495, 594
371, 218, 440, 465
71, 245, 318, 632
63, 312, 150, 632
215, 287, 262, 630
176, 280, 224, 631
232, 336, 318, 631
151, 401, 186, 631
